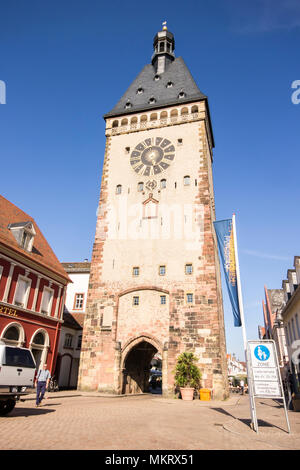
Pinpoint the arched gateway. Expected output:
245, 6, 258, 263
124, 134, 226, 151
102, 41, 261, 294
77, 25, 229, 399
121, 336, 163, 394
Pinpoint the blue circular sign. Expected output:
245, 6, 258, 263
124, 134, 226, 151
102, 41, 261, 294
254, 345, 270, 361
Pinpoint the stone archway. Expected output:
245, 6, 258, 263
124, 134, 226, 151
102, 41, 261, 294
121, 336, 162, 394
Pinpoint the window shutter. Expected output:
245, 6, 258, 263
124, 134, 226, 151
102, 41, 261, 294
41, 289, 52, 313
14, 279, 29, 306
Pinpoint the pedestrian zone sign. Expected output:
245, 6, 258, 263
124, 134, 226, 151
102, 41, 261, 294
247, 340, 282, 398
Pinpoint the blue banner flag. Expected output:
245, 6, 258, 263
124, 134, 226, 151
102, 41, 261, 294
213, 219, 242, 327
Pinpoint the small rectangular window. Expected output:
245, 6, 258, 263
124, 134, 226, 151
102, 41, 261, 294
185, 264, 193, 275
292, 318, 296, 341
41, 287, 53, 315
14, 277, 30, 307
296, 314, 300, 338
133, 267, 140, 277
64, 334, 73, 348
74, 293, 84, 310
133, 296, 139, 306
187, 293, 193, 304
285, 326, 289, 346
159, 265, 166, 276
160, 295, 166, 305
184, 176, 191, 186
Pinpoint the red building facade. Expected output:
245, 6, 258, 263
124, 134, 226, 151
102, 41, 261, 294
0, 195, 70, 373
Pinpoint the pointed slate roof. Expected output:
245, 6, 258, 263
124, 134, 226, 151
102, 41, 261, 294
104, 57, 207, 119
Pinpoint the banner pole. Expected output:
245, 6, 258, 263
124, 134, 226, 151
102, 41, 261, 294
232, 213, 258, 431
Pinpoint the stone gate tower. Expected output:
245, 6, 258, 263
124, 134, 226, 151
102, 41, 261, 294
78, 25, 229, 399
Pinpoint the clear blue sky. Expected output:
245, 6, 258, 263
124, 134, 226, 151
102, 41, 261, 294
1, 0, 299, 360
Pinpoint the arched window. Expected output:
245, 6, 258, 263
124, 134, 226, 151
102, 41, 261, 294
191, 105, 198, 114
32, 331, 45, 345
116, 185, 122, 195
1, 323, 24, 346
160, 111, 168, 120
150, 113, 157, 121
160, 179, 166, 189
3, 326, 19, 342
171, 109, 178, 117
184, 175, 191, 186
140, 115, 147, 124
121, 118, 128, 126
130, 117, 138, 126
112, 120, 119, 128
30, 329, 49, 370
138, 182, 144, 192
181, 107, 188, 115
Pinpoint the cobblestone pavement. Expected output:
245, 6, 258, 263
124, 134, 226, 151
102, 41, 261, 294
1, 392, 300, 450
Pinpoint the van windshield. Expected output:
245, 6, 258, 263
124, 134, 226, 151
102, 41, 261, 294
4, 347, 36, 369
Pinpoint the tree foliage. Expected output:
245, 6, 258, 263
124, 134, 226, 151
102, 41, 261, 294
174, 352, 201, 389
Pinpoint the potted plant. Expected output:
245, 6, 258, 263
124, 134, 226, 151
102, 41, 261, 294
174, 352, 201, 401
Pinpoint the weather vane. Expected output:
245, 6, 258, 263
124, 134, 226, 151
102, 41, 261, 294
162, 21, 167, 31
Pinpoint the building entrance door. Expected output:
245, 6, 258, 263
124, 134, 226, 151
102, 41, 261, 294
122, 340, 158, 394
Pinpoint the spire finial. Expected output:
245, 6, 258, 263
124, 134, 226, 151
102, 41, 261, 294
162, 21, 167, 31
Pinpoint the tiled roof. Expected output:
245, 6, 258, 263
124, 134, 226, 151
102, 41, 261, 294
63, 310, 84, 330
0, 195, 70, 282
61, 262, 91, 273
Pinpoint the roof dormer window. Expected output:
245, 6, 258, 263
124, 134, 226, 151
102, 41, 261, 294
8, 221, 36, 252
148, 97, 156, 104
178, 91, 186, 99
125, 101, 132, 109
137, 87, 144, 94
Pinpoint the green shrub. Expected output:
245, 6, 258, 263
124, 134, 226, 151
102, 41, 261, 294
174, 352, 201, 389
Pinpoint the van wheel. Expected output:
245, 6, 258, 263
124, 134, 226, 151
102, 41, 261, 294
0, 399, 16, 416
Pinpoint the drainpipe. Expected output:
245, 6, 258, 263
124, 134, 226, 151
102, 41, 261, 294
50, 320, 60, 375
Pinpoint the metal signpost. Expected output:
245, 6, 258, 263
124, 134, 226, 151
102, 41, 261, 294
247, 339, 290, 434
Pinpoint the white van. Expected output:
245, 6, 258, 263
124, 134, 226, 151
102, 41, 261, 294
0, 341, 36, 415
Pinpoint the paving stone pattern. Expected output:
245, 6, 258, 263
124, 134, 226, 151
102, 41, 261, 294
1, 393, 300, 450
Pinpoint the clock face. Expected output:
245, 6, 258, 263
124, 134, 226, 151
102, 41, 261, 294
130, 137, 175, 176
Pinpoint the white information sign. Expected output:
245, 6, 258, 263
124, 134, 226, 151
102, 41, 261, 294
248, 340, 282, 398
246, 339, 290, 434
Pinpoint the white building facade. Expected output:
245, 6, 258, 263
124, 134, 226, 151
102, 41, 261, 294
56, 262, 90, 389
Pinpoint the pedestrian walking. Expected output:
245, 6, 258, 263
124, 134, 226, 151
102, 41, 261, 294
240, 379, 245, 395
35, 363, 51, 407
